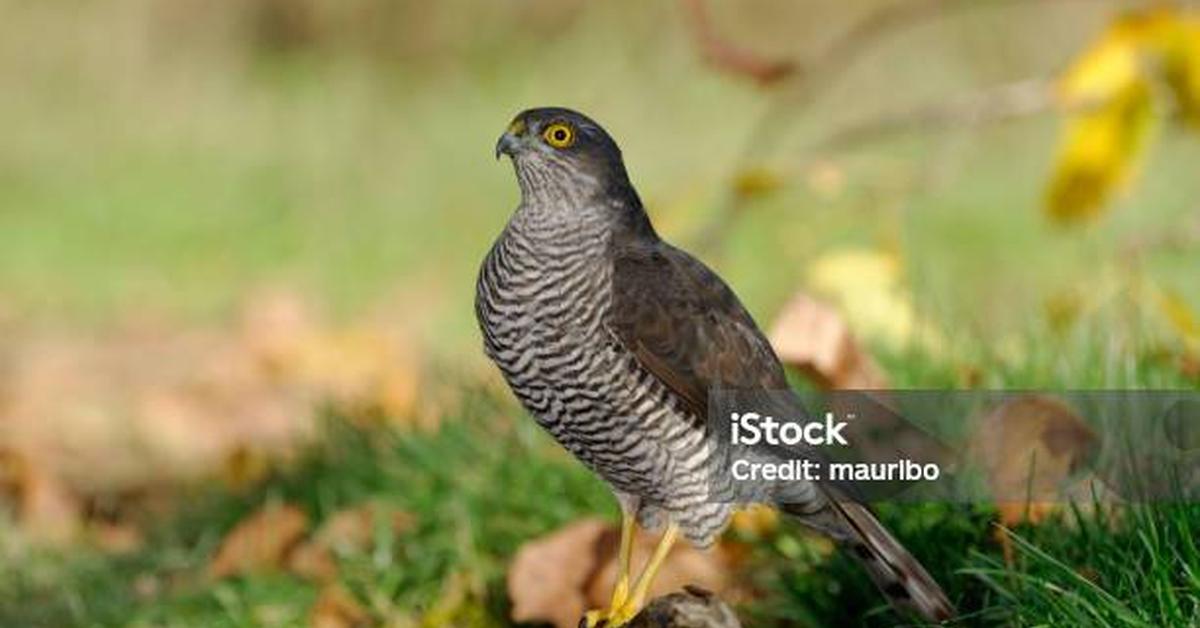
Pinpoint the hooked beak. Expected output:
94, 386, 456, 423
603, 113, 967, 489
496, 118, 528, 160
495, 131, 522, 160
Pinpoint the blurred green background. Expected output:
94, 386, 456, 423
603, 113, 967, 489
3, 0, 1195, 348
1, 0, 1199, 626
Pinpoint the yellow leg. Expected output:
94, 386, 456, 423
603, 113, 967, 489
609, 523, 680, 625
610, 512, 636, 610
583, 513, 637, 628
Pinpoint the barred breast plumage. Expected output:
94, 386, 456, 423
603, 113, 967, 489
476, 187, 731, 545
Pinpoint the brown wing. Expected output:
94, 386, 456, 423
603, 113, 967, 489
610, 242, 957, 622
608, 239, 788, 418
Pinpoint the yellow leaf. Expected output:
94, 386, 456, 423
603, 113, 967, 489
1046, 8, 1200, 222
805, 248, 943, 354
1058, 21, 1141, 107
729, 504, 780, 538
1045, 80, 1157, 223
1154, 285, 1200, 352
731, 167, 783, 200
1155, 15, 1200, 127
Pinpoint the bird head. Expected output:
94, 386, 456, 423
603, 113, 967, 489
495, 107, 633, 204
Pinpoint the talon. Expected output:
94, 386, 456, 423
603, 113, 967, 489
606, 603, 639, 627
609, 575, 630, 611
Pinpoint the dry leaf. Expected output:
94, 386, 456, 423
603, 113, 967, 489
91, 521, 144, 554
1180, 352, 1200, 381
768, 292, 888, 389
508, 518, 741, 628
209, 503, 309, 579
508, 519, 605, 627
971, 396, 1099, 511
730, 167, 784, 201
310, 584, 370, 628
806, 248, 943, 355
968, 396, 1106, 560
287, 502, 413, 582
318, 501, 413, 555
0, 449, 80, 545
287, 540, 339, 582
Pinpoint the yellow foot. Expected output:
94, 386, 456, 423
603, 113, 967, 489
606, 601, 641, 626
580, 603, 639, 628
581, 575, 632, 627
581, 609, 605, 628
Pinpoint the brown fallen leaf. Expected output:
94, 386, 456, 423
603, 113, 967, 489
768, 292, 888, 389
508, 518, 741, 628
209, 503, 309, 579
508, 519, 604, 627
316, 501, 413, 556
287, 540, 339, 582
1180, 351, 1200, 381
90, 521, 144, 555
310, 584, 370, 628
0, 449, 81, 545
968, 396, 1105, 562
287, 502, 413, 582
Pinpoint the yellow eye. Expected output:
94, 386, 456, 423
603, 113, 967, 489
543, 123, 575, 148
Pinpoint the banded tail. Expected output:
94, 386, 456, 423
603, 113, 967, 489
781, 499, 956, 623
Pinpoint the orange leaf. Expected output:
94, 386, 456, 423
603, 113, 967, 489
767, 292, 888, 389
310, 584, 370, 628
208, 503, 309, 579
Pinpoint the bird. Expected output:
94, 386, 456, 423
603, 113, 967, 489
476, 107, 955, 626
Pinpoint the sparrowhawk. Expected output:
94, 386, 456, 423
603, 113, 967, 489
476, 107, 955, 625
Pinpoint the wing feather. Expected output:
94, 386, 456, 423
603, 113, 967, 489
608, 240, 788, 419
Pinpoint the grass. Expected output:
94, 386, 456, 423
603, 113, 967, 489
1, 340, 1196, 627
0, 393, 608, 627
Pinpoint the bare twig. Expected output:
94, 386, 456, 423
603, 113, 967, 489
806, 77, 1057, 155
679, 0, 796, 86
